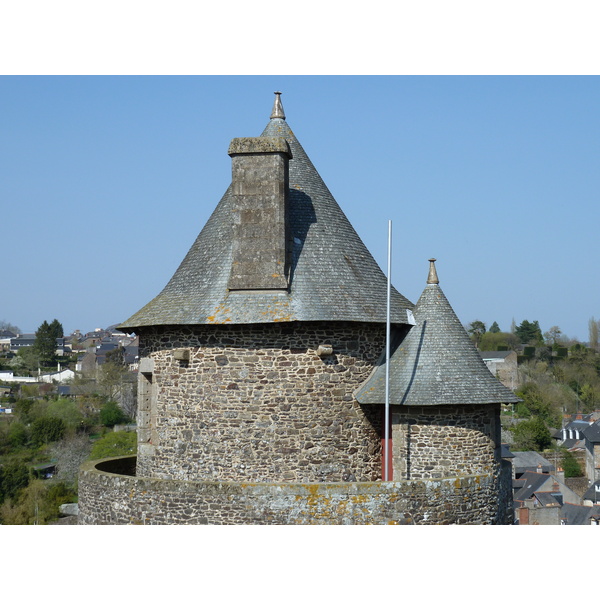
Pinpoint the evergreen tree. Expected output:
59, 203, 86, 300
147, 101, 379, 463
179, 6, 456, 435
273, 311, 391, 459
489, 321, 501, 333
48, 319, 64, 340
32, 320, 58, 365
515, 320, 544, 345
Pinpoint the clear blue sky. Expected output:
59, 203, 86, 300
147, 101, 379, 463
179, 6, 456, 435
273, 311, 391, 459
2, 75, 599, 341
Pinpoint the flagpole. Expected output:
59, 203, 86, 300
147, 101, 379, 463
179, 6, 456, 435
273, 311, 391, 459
384, 220, 391, 481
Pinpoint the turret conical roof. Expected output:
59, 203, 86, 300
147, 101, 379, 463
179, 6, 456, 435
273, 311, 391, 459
356, 260, 519, 406
120, 94, 413, 330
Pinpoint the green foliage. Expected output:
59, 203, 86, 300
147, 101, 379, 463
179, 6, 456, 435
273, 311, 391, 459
33, 320, 57, 365
580, 383, 599, 412
515, 381, 561, 427
489, 321, 501, 333
515, 401, 531, 419
0, 479, 75, 524
515, 320, 544, 345
0, 460, 31, 503
561, 449, 583, 478
99, 401, 129, 428
48, 319, 64, 340
511, 416, 553, 452
7, 421, 29, 449
46, 397, 84, 431
89, 430, 137, 460
468, 320, 486, 347
478, 331, 519, 352
31, 416, 66, 446
10, 347, 39, 376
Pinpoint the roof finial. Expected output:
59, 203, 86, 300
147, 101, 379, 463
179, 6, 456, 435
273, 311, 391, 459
427, 258, 439, 284
270, 91, 285, 120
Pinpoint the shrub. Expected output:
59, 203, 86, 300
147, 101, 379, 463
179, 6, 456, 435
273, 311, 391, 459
561, 450, 583, 478
31, 416, 66, 446
99, 401, 129, 428
89, 431, 137, 460
511, 417, 553, 452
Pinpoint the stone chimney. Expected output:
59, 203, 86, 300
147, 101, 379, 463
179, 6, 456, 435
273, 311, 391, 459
227, 135, 292, 290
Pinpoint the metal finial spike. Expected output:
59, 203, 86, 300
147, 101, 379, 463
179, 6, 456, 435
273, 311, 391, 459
270, 91, 285, 120
427, 258, 439, 284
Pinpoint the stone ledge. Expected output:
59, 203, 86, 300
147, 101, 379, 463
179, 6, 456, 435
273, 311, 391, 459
78, 456, 504, 525
228, 137, 292, 158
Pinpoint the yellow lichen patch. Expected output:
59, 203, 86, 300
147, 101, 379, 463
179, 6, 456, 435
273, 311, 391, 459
207, 304, 233, 324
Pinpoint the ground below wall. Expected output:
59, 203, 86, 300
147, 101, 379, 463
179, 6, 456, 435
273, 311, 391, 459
78, 456, 507, 524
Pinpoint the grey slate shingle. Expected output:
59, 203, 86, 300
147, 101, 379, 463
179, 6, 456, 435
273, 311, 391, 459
584, 421, 600, 443
119, 96, 413, 330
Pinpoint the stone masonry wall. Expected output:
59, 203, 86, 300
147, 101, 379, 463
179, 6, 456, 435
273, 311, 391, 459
78, 456, 506, 525
391, 404, 501, 480
135, 322, 386, 484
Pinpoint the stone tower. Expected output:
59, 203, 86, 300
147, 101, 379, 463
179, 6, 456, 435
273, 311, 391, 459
356, 259, 517, 487
77, 94, 518, 525
118, 92, 414, 484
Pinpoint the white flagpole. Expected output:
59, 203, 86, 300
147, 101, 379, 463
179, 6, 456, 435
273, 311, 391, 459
384, 220, 391, 481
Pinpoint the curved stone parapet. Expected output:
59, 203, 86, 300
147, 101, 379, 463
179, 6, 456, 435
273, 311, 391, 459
78, 456, 509, 525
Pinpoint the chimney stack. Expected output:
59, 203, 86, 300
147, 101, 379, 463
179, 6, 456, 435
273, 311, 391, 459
227, 136, 292, 291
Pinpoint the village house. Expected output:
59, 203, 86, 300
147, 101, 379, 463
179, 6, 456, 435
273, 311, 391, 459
479, 350, 518, 390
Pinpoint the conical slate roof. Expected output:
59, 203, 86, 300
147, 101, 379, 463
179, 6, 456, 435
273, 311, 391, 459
355, 260, 519, 406
120, 94, 413, 329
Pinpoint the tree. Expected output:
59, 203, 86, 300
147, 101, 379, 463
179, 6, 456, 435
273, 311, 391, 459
97, 359, 128, 402
46, 397, 85, 432
478, 331, 520, 352
0, 320, 21, 335
511, 417, 553, 451
33, 320, 57, 366
489, 321, 501, 333
515, 381, 560, 427
515, 320, 543, 345
99, 401, 129, 428
105, 346, 125, 366
0, 479, 74, 525
7, 421, 29, 450
543, 326, 562, 347
561, 449, 583, 478
9, 346, 39, 376
468, 320, 486, 348
31, 416, 66, 446
0, 460, 31, 504
589, 317, 599, 351
48, 319, 64, 340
